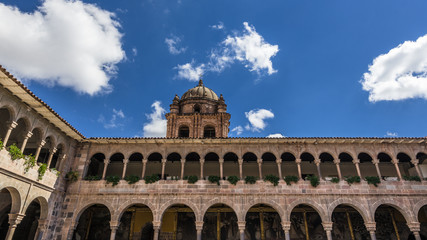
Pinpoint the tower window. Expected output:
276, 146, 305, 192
204, 126, 215, 138
179, 126, 189, 138
194, 104, 201, 113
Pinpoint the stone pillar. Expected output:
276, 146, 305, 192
257, 159, 263, 180
20, 131, 33, 152
282, 221, 291, 240
238, 158, 243, 180
3, 121, 17, 147
161, 158, 167, 180
372, 159, 382, 180
200, 159, 205, 179
46, 147, 57, 168
353, 159, 362, 178
195, 221, 204, 240
296, 158, 302, 179
314, 159, 322, 179
110, 221, 120, 240
122, 159, 129, 179
276, 159, 283, 179
334, 159, 342, 179
411, 159, 424, 180
408, 222, 422, 240
322, 222, 333, 240
57, 153, 67, 170
153, 221, 161, 240
365, 222, 377, 240
34, 219, 49, 240
34, 140, 46, 162
180, 159, 185, 179
219, 158, 224, 179
102, 159, 110, 180
5, 213, 25, 240
392, 158, 403, 181
238, 221, 246, 240
142, 159, 148, 179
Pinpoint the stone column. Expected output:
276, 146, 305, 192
334, 159, 342, 179
411, 159, 424, 180
5, 213, 25, 240
372, 159, 382, 180
296, 158, 302, 179
122, 159, 129, 179
238, 221, 246, 240
102, 159, 110, 180
282, 221, 291, 240
353, 159, 362, 178
257, 159, 263, 180
46, 147, 57, 168
196, 221, 204, 240
391, 158, 403, 180
276, 159, 283, 179
180, 159, 185, 179
322, 222, 333, 240
20, 131, 33, 152
57, 154, 67, 170
34, 219, 49, 240
34, 140, 46, 162
110, 221, 120, 240
365, 222, 377, 240
142, 159, 148, 178
200, 159, 205, 179
2, 121, 17, 147
408, 222, 422, 240
153, 221, 161, 240
238, 158, 243, 180
314, 159, 322, 179
219, 158, 224, 179
161, 158, 167, 180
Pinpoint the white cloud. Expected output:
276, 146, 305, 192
361, 34, 427, 102
267, 133, 285, 138
211, 21, 224, 30
175, 61, 205, 81
132, 48, 138, 56
385, 131, 398, 137
0, 0, 125, 95
98, 108, 125, 129
245, 109, 274, 132
143, 101, 167, 137
165, 35, 187, 55
231, 126, 243, 135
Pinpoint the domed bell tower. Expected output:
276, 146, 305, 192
166, 79, 230, 138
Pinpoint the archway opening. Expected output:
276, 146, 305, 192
146, 152, 162, 178
160, 204, 196, 240
0, 189, 13, 239
127, 153, 143, 178
245, 204, 284, 240
50, 143, 64, 169
281, 152, 297, 178
261, 152, 277, 178
300, 152, 316, 179
7, 117, 29, 148
419, 205, 427, 239
357, 152, 375, 178
223, 152, 239, 179
0, 107, 12, 141
290, 204, 325, 239
203, 204, 238, 240
205, 152, 220, 178
165, 152, 181, 180
106, 152, 125, 178
37, 136, 53, 164
185, 152, 200, 178
86, 153, 105, 179
242, 152, 258, 179
319, 152, 335, 178
179, 126, 189, 138
397, 152, 415, 177
13, 200, 40, 240
338, 152, 357, 177
331, 204, 369, 239
73, 204, 111, 240
116, 204, 153, 240
23, 128, 42, 156
203, 126, 216, 138
374, 205, 410, 239
378, 152, 397, 180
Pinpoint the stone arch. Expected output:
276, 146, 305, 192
338, 151, 356, 161
27, 196, 49, 220
413, 200, 427, 222
146, 151, 163, 160
0, 105, 16, 121
157, 200, 201, 222
370, 199, 415, 223
112, 199, 156, 223
241, 198, 286, 223
0, 186, 21, 214
127, 151, 144, 160
287, 198, 328, 222
74, 201, 114, 224
319, 151, 337, 160
377, 152, 393, 162
280, 150, 298, 159
200, 199, 240, 222
203, 124, 216, 138
327, 198, 372, 222
178, 124, 190, 138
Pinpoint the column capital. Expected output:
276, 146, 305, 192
109, 221, 120, 229
322, 222, 333, 231
276, 159, 282, 164
295, 158, 302, 164
152, 221, 161, 229
25, 131, 33, 138
195, 221, 204, 230
333, 159, 340, 164
142, 159, 148, 164
104, 159, 110, 165
8, 121, 18, 129
281, 221, 291, 231
200, 159, 205, 164
238, 158, 243, 164
352, 159, 360, 164
314, 158, 321, 165
237, 221, 246, 230
180, 158, 185, 163
39, 140, 46, 147
123, 159, 129, 164
161, 158, 167, 164
51, 147, 58, 154
257, 159, 262, 164
411, 159, 419, 166
372, 159, 380, 165
8, 213, 25, 227
365, 222, 376, 231
407, 222, 420, 232
219, 158, 224, 164
391, 158, 399, 164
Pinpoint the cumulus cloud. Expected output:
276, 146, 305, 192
231, 126, 243, 135
361, 34, 427, 102
98, 109, 125, 129
211, 21, 224, 30
175, 61, 205, 81
267, 133, 285, 138
245, 109, 274, 132
165, 35, 187, 55
143, 101, 167, 137
175, 22, 278, 81
0, 0, 125, 95
385, 131, 398, 137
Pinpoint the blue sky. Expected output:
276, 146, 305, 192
1, 0, 427, 138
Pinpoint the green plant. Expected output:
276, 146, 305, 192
306, 175, 320, 188
208, 175, 221, 185
23, 154, 36, 173
84, 175, 101, 181
345, 176, 361, 185
365, 176, 381, 187
38, 163, 47, 180
124, 175, 140, 184
8, 144, 24, 160
227, 176, 240, 185
245, 176, 257, 184
331, 177, 340, 183
106, 175, 121, 186
403, 175, 421, 182
50, 168, 60, 177
264, 174, 280, 186
284, 175, 299, 185
0, 139, 3, 149
144, 174, 160, 184
187, 175, 198, 184
66, 171, 79, 182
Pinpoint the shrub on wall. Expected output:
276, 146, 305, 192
144, 174, 160, 184
85, 175, 101, 181
208, 176, 221, 185
24, 154, 36, 173
306, 175, 320, 188
124, 175, 140, 184
187, 175, 198, 184
330, 177, 340, 183
8, 144, 24, 160
227, 176, 239, 185
345, 176, 361, 185
403, 175, 421, 182
245, 176, 257, 184
264, 174, 280, 186
365, 176, 380, 187
66, 171, 79, 182
106, 175, 120, 186
38, 163, 47, 180
284, 175, 299, 185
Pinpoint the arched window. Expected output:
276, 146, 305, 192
203, 126, 215, 138
179, 126, 189, 138
194, 104, 201, 113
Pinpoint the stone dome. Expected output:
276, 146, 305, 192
181, 79, 219, 101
